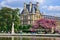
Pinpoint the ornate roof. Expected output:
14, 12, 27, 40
21, 2, 40, 14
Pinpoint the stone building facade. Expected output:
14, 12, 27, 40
20, 2, 43, 25
20, 2, 60, 32
20, 2, 60, 30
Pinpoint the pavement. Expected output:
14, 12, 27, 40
0, 33, 60, 37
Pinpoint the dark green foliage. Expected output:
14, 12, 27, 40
15, 24, 32, 33
0, 7, 20, 33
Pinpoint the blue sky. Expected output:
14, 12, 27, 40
0, 0, 60, 17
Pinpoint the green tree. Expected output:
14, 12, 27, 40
0, 7, 20, 33
18, 24, 32, 33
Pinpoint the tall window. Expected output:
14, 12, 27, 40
23, 15, 28, 24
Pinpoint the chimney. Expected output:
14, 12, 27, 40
36, 2, 39, 13
29, 2, 32, 12
24, 2, 26, 10
36, 2, 39, 11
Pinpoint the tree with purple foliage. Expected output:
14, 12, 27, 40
32, 18, 57, 34
33, 18, 56, 29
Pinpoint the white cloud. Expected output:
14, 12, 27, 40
5, 0, 26, 3
42, 6, 60, 17
42, 6, 48, 9
0, 0, 23, 12
0, 0, 44, 8
5, 0, 20, 2
0, 1, 5, 6
0, 0, 44, 9
34, 0, 44, 3
42, 6, 60, 11
0, 0, 21, 9
48, 6, 60, 10
0, 0, 20, 5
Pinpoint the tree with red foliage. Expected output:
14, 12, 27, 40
30, 18, 57, 33
33, 18, 56, 29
